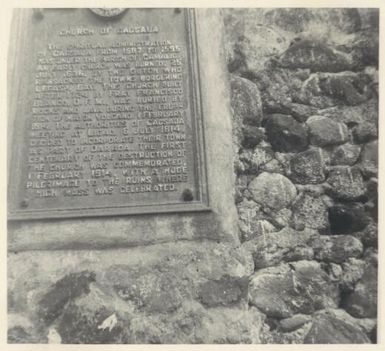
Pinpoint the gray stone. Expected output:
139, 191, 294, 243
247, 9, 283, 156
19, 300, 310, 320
306, 116, 348, 147
260, 8, 361, 34
357, 9, 379, 30
241, 126, 265, 148
318, 99, 378, 126
253, 65, 310, 115
359, 140, 378, 178
270, 208, 293, 228
327, 166, 366, 200
238, 147, 275, 174
260, 322, 312, 344
349, 30, 379, 69
340, 258, 366, 292
237, 199, 273, 242
230, 75, 263, 127
279, 314, 312, 332
299, 72, 373, 108
292, 193, 329, 231
249, 261, 339, 319
325, 262, 343, 282
230, 75, 264, 151
278, 39, 353, 72
8, 326, 38, 344
265, 114, 309, 152
304, 309, 371, 343
289, 148, 326, 184
352, 221, 378, 248
353, 122, 378, 144
285, 103, 318, 123
111, 270, 184, 313
197, 276, 248, 307
260, 159, 285, 174
243, 227, 315, 269
224, 14, 290, 73
331, 143, 361, 166
248, 172, 297, 211
313, 235, 363, 263
343, 252, 377, 318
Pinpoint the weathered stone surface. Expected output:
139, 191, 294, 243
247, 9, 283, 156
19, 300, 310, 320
249, 261, 339, 319
261, 322, 313, 344
353, 122, 378, 143
197, 276, 248, 307
327, 166, 366, 200
358, 9, 379, 30
352, 221, 378, 248
260, 159, 285, 174
237, 199, 269, 242
340, 258, 365, 291
248, 172, 297, 211
325, 262, 343, 282
8, 242, 255, 343
299, 72, 373, 108
270, 208, 293, 228
241, 126, 265, 148
55, 294, 265, 344
239, 145, 275, 173
343, 252, 377, 318
348, 30, 379, 69
224, 13, 290, 73
243, 227, 315, 269
230, 75, 263, 127
289, 148, 326, 184
265, 114, 309, 152
261, 8, 361, 34
278, 39, 353, 72
331, 143, 361, 166
328, 203, 369, 234
8, 326, 38, 343
253, 65, 310, 114
306, 116, 348, 147
365, 178, 378, 220
279, 314, 312, 332
292, 194, 329, 231
111, 270, 184, 313
358, 140, 378, 178
230, 75, 264, 151
304, 309, 371, 343
319, 99, 378, 126
313, 235, 363, 263
285, 103, 318, 123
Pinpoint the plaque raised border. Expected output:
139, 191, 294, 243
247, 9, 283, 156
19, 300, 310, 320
7, 9, 210, 220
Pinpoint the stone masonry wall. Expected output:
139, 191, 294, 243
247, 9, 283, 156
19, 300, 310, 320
226, 8, 378, 343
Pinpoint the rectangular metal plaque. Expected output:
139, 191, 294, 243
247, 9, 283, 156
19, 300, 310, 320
8, 8, 209, 219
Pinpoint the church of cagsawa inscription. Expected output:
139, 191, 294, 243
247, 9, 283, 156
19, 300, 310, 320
8, 9, 209, 219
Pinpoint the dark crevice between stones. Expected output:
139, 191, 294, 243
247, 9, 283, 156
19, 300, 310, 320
328, 204, 370, 234
264, 317, 280, 331
339, 289, 355, 310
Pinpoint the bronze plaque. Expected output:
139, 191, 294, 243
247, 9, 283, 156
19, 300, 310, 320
8, 8, 209, 219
